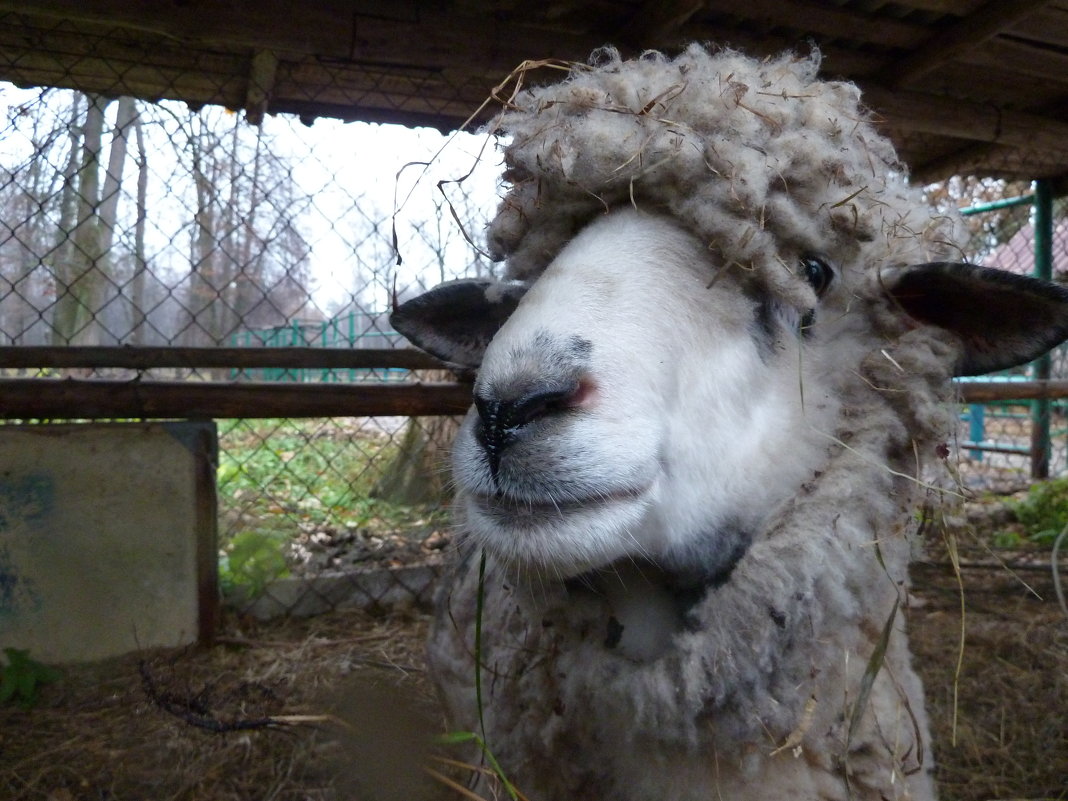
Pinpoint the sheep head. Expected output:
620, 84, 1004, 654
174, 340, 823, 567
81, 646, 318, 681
394, 207, 1068, 584
393, 46, 1068, 586
392, 45, 1068, 798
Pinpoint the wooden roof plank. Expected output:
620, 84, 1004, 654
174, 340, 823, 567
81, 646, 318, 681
911, 141, 1068, 183
876, 0, 984, 13
616, 0, 705, 49
886, 0, 1054, 86
679, 21, 886, 76
699, 0, 927, 50
861, 83, 1068, 151
957, 36, 1068, 87
0, 0, 361, 59
1006, 4, 1068, 46
0, 1, 1066, 180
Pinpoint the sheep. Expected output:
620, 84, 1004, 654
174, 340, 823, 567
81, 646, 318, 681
390, 45, 1068, 801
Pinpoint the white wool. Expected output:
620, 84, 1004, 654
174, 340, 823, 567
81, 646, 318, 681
488, 45, 961, 311
428, 45, 969, 801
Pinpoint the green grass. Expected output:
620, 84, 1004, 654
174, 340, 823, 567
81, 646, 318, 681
215, 418, 448, 595
1011, 475, 1068, 546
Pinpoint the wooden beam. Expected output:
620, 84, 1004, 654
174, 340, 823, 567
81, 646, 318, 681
0, 6, 595, 131
679, 21, 884, 77
956, 36, 1068, 86
909, 142, 1023, 184
0, 346, 447, 370
957, 380, 1068, 402
886, 0, 1054, 87
0, 0, 362, 58
616, 0, 706, 50
861, 84, 1068, 152
0, 376, 1062, 420
908, 140, 1068, 184
1005, 3, 1068, 46
698, 0, 927, 50
244, 49, 278, 125
880, 0, 984, 12
0, 379, 473, 419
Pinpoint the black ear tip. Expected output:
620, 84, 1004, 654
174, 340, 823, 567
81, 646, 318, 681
387, 309, 410, 340
383, 279, 529, 369
388, 304, 411, 334
889, 261, 1068, 376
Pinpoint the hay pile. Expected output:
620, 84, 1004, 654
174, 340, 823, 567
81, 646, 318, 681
0, 609, 449, 801
0, 582, 1063, 800
911, 552, 1068, 799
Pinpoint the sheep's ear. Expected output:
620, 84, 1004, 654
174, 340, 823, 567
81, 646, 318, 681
887, 262, 1068, 376
389, 279, 528, 368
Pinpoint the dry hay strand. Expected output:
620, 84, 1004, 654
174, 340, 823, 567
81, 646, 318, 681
0, 608, 455, 801
3, 559, 1063, 801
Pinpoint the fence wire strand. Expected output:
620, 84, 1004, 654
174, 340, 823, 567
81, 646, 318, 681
1, 64, 1067, 617
0, 59, 497, 615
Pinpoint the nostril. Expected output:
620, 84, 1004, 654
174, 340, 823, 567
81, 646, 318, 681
511, 383, 580, 427
476, 380, 584, 433
473, 379, 588, 477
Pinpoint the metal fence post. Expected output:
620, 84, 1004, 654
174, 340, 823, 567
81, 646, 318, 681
1031, 178, 1053, 479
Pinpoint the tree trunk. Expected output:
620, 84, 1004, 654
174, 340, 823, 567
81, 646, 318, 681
185, 114, 219, 346
232, 119, 265, 337
372, 414, 461, 506
372, 368, 462, 505
49, 93, 88, 345
51, 94, 134, 347
130, 108, 149, 344
5, 91, 61, 344
98, 96, 135, 258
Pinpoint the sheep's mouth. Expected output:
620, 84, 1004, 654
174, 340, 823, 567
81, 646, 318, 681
469, 484, 649, 520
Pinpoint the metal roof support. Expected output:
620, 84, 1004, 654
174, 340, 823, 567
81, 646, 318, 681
1031, 178, 1054, 479
245, 49, 278, 126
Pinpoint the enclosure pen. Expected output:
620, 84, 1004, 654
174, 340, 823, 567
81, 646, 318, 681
0, 0, 1066, 799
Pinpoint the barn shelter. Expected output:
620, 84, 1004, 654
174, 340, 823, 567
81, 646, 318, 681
0, 1, 1066, 417
0, 0, 1067, 186
0, 6, 1066, 801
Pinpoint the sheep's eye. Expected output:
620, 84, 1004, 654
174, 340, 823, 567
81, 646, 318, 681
800, 256, 833, 297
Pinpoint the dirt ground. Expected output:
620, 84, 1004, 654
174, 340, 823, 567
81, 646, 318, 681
3, 516, 1066, 801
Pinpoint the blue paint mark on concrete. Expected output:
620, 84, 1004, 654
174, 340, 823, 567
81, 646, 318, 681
0, 543, 42, 617
0, 473, 52, 617
0, 473, 54, 531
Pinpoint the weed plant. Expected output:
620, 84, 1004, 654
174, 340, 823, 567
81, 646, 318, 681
215, 418, 448, 595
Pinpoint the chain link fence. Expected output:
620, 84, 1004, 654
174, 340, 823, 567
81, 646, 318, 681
947, 179, 1068, 492
0, 63, 500, 616
2, 58, 1068, 618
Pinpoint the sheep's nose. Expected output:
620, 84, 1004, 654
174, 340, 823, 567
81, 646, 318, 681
474, 382, 579, 477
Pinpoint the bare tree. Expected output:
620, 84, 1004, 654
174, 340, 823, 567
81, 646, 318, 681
128, 108, 150, 344
0, 90, 68, 345
50, 94, 137, 346
179, 109, 318, 347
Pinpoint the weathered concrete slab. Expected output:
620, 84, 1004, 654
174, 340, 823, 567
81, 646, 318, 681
0, 422, 217, 663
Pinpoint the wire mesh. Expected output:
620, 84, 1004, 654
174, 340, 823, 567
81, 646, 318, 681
3, 54, 1068, 617
0, 61, 497, 615
946, 177, 1068, 492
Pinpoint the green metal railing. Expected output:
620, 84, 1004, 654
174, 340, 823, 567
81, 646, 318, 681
957, 179, 1057, 480
229, 311, 410, 383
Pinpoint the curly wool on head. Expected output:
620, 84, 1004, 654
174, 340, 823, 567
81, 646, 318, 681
487, 44, 962, 313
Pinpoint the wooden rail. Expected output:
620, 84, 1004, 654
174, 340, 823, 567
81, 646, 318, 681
0, 341, 1061, 419
957, 380, 1068, 403
0, 379, 474, 419
0, 346, 446, 370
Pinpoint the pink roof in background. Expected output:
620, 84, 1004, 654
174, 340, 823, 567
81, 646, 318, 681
983, 219, 1068, 277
